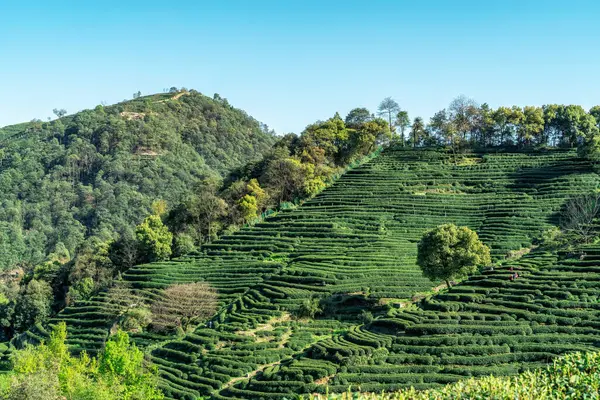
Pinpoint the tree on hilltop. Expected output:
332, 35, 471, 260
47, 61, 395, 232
345, 107, 372, 128
410, 117, 426, 147
396, 110, 410, 146
378, 97, 400, 134
417, 224, 491, 288
52, 108, 67, 118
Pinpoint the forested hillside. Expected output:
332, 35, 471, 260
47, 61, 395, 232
0, 90, 394, 345
0, 90, 276, 271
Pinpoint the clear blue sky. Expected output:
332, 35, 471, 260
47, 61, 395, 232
1, 0, 599, 133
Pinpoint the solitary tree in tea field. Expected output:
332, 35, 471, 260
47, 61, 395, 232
417, 224, 491, 288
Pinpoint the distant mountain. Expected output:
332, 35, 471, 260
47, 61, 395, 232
0, 90, 276, 270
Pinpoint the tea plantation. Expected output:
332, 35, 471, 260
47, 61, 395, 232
35, 147, 600, 399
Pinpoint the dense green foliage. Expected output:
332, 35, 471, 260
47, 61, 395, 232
306, 351, 600, 399
136, 214, 173, 262
0, 323, 163, 399
0, 91, 394, 343
0, 90, 277, 337
387, 97, 600, 159
423, 99, 599, 151
417, 224, 491, 288
168, 110, 392, 244
0, 90, 275, 271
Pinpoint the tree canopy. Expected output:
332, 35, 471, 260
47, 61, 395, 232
421, 97, 600, 152
0, 323, 163, 399
0, 90, 275, 273
417, 224, 491, 288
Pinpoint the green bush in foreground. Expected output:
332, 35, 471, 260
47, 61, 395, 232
305, 351, 600, 400
0, 323, 163, 400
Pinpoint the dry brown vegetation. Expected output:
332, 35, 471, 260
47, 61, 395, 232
151, 282, 218, 332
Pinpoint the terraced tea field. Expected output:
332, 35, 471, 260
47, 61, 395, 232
235, 247, 600, 398
35, 148, 600, 399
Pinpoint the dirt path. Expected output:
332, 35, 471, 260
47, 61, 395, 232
278, 328, 292, 349
221, 360, 281, 390
155, 91, 190, 103
236, 313, 291, 337
432, 282, 450, 292
171, 91, 189, 100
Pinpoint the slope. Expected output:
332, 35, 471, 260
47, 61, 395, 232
43, 147, 599, 399
244, 246, 600, 397
0, 90, 276, 270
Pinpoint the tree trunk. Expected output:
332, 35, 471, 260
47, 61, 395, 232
445, 279, 451, 289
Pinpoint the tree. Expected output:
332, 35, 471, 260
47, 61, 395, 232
172, 233, 195, 257
299, 113, 348, 162
151, 282, 218, 333
577, 113, 600, 157
543, 104, 563, 145
590, 106, 600, 129
555, 105, 589, 147
560, 193, 600, 243
417, 224, 491, 288
344, 108, 371, 128
579, 128, 600, 160
348, 117, 390, 156
476, 103, 495, 146
98, 330, 160, 393
109, 233, 139, 273
169, 183, 228, 243
67, 238, 114, 303
297, 297, 321, 318
133, 91, 142, 99
448, 95, 479, 141
519, 106, 544, 146
238, 194, 258, 222
151, 199, 168, 216
52, 108, 67, 118
0, 284, 18, 339
429, 109, 454, 145
105, 284, 152, 333
13, 280, 53, 332
263, 156, 307, 203
492, 106, 513, 145
396, 110, 410, 146
1, 323, 164, 399
247, 178, 267, 208
135, 214, 173, 262
409, 117, 426, 148
377, 97, 400, 134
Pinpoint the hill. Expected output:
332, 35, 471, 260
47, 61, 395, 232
34, 147, 600, 399
0, 90, 276, 271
